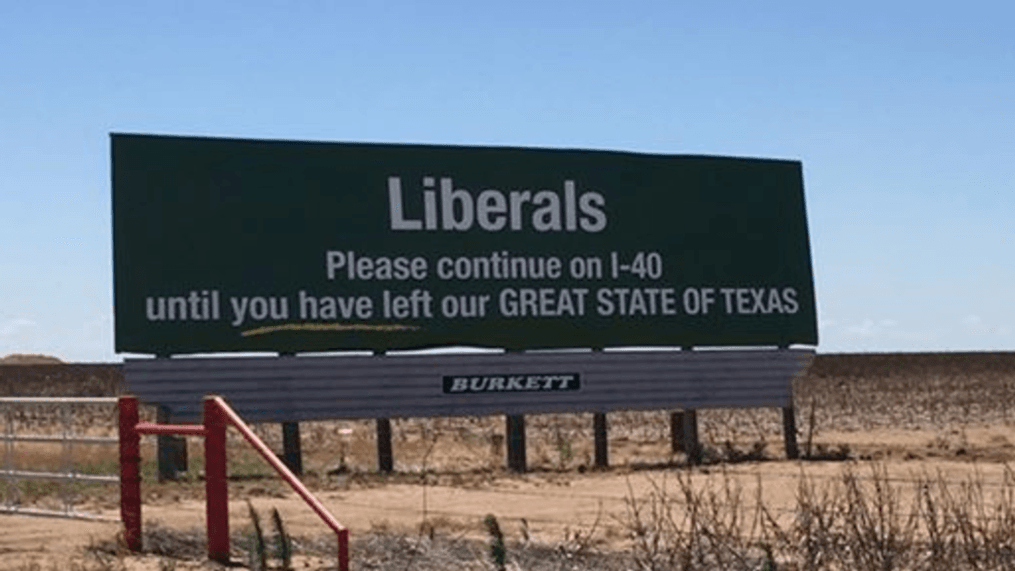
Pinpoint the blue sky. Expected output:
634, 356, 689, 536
1, 1, 1012, 362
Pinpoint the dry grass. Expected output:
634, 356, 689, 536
618, 463, 1015, 571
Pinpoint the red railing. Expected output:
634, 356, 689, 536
118, 395, 350, 570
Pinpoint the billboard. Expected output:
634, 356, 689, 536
112, 134, 817, 355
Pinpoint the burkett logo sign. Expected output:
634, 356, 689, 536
442, 373, 580, 394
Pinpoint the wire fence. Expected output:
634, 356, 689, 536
1, 397, 120, 520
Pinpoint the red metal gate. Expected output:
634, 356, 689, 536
118, 395, 349, 570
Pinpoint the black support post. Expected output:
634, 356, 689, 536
682, 409, 701, 465
593, 412, 609, 468
154, 354, 185, 481
506, 414, 527, 472
670, 411, 684, 454
370, 350, 394, 473
156, 406, 187, 481
376, 418, 393, 473
778, 347, 800, 460
275, 353, 304, 475
281, 421, 303, 475
156, 406, 173, 481
782, 406, 799, 459
676, 347, 702, 464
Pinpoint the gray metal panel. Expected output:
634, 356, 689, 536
123, 349, 814, 422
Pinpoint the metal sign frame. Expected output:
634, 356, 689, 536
124, 349, 814, 423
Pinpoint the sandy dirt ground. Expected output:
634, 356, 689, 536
5, 424, 1015, 570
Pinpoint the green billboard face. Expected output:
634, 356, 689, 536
112, 134, 818, 355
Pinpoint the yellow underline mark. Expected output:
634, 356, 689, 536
241, 322, 421, 337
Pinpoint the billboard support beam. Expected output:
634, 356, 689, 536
670, 411, 683, 454
376, 418, 393, 473
506, 415, 526, 472
277, 353, 303, 475
780, 346, 800, 460
593, 412, 609, 468
155, 406, 187, 481
281, 422, 303, 476
682, 409, 700, 465
782, 407, 799, 459
154, 355, 186, 482
156, 405, 173, 481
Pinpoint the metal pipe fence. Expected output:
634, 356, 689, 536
119, 395, 350, 570
1, 397, 119, 520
